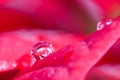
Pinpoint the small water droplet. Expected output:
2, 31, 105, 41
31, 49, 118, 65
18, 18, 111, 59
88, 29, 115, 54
97, 19, 112, 30
48, 69, 55, 77
30, 41, 54, 60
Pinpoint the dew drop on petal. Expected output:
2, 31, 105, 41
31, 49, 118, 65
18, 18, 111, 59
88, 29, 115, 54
48, 69, 55, 77
30, 41, 54, 60
97, 19, 112, 30
0, 61, 17, 71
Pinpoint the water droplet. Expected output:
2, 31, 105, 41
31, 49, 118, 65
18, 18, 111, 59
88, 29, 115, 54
48, 69, 55, 77
0, 61, 17, 71
97, 19, 112, 30
30, 41, 54, 60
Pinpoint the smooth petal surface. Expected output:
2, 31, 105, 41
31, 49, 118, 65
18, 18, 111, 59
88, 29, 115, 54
15, 67, 69, 80
86, 64, 120, 80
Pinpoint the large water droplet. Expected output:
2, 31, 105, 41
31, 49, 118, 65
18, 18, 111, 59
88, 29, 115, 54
97, 19, 112, 30
30, 41, 54, 60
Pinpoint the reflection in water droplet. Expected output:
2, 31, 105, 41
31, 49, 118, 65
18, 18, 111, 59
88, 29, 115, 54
30, 41, 54, 60
97, 19, 112, 30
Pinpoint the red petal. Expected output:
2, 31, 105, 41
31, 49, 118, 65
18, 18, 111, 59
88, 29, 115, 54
1, 17, 120, 80
86, 64, 120, 80
0, 29, 82, 72
0, 7, 39, 31
15, 67, 69, 80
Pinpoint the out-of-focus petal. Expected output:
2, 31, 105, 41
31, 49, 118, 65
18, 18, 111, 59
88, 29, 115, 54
94, 0, 120, 17
86, 64, 120, 80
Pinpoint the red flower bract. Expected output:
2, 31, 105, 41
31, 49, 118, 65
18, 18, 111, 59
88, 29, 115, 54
0, 0, 120, 80
0, 17, 120, 80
